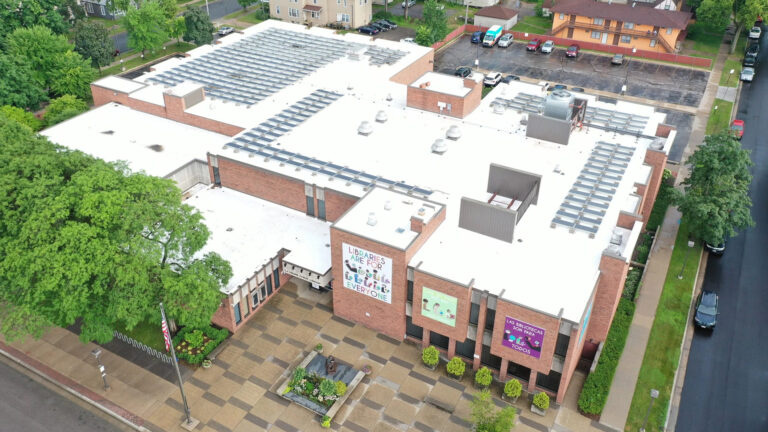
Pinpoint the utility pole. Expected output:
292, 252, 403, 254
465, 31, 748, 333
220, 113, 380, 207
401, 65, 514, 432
160, 303, 198, 430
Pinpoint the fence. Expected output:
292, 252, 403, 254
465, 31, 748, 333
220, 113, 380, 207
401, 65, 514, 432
113, 330, 173, 364
433, 24, 712, 68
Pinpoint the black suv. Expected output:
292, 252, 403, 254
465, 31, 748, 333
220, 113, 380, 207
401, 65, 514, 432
454, 66, 472, 77
746, 42, 759, 58
694, 290, 719, 329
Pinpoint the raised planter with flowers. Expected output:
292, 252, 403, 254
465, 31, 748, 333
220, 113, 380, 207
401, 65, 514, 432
172, 326, 229, 365
422, 346, 439, 370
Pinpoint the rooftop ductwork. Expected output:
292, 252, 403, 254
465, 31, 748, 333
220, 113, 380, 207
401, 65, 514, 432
446, 125, 462, 140
358, 121, 373, 136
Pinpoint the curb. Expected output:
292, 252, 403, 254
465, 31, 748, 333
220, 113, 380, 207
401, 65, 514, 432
0, 341, 152, 432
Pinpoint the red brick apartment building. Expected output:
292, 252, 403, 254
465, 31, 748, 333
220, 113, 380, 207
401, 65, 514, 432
46, 20, 675, 403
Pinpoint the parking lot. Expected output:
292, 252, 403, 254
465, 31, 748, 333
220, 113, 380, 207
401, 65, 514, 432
435, 35, 710, 108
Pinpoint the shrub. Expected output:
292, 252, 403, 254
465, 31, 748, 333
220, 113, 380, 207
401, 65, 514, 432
578, 298, 635, 414
533, 392, 550, 410
321, 415, 331, 428
291, 367, 306, 386
335, 381, 347, 396
475, 366, 492, 387
534, 0, 544, 16
635, 244, 650, 264
184, 329, 204, 347
315, 343, 323, 351
172, 326, 230, 364
1, 105, 42, 131
319, 378, 336, 397
373, 11, 393, 20
305, 382, 315, 393
422, 345, 439, 367
504, 379, 522, 399
646, 170, 675, 232
446, 357, 466, 377
622, 267, 644, 301
43, 95, 88, 127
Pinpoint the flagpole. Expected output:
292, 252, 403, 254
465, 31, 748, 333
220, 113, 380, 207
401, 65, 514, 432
160, 302, 193, 426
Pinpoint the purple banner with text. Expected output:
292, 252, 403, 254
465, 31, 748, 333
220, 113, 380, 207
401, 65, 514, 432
502, 317, 545, 359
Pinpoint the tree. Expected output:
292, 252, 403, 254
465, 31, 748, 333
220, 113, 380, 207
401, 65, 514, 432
469, 390, 517, 432
43, 95, 89, 126
731, 0, 768, 53
183, 7, 215, 45
414, 0, 449, 46
124, 0, 169, 56
168, 16, 187, 45
0, 55, 48, 110
4, 25, 72, 89
0, 117, 232, 342
697, 0, 733, 32
676, 132, 754, 245
49, 51, 97, 100
106, 0, 134, 14
238, 0, 257, 10
0, 0, 71, 35
73, 21, 115, 71
0, 106, 43, 131
159, 0, 178, 20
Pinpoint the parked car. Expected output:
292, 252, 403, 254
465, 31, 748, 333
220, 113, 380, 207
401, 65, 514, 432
749, 26, 762, 39
402, 0, 416, 7
502, 74, 520, 83
611, 53, 625, 65
743, 55, 757, 67
471, 31, 485, 44
498, 33, 514, 48
375, 20, 395, 30
217, 26, 234, 36
454, 66, 472, 78
730, 119, 744, 139
565, 44, 579, 58
705, 241, 726, 256
382, 19, 398, 28
527, 38, 542, 51
370, 22, 388, 32
571, 87, 585, 92
693, 290, 719, 329
400, 37, 416, 44
484, 72, 502, 87
358, 26, 379, 35
741, 67, 755, 82
552, 84, 567, 90
746, 42, 759, 57
541, 40, 555, 53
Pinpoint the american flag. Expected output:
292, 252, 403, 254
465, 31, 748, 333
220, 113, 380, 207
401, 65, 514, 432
161, 317, 171, 352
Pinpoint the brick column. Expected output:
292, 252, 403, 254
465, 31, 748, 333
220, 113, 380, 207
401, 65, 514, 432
448, 338, 456, 358
499, 358, 509, 381
472, 293, 489, 370
422, 330, 431, 349
527, 370, 538, 393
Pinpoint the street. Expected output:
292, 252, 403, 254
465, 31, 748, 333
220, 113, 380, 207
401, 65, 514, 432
675, 34, 768, 431
0, 359, 124, 432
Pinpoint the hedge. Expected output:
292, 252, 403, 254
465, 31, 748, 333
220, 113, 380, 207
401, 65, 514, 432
172, 325, 229, 364
646, 170, 674, 233
577, 298, 635, 414
622, 267, 643, 301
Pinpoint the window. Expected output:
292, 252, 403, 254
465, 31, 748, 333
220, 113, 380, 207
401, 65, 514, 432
555, 333, 570, 357
212, 166, 221, 186
620, 35, 631, 43
266, 275, 273, 296
85, 2, 93, 13
234, 303, 242, 324
406, 315, 423, 339
311, 11, 319, 18
623, 22, 634, 29
341, 13, 350, 22
289, 7, 299, 17
407, 280, 414, 302
485, 308, 496, 331
593, 18, 604, 25
469, 303, 480, 325
559, 13, 564, 20
100, 5, 106, 14
306, 195, 315, 216
276, 5, 280, 14
536, 370, 562, 392
650, 39, 657, 47
260, 283, 266, 299
251, 291, 260, 310
313, 0, 318, 3
507, 361, 531, 381
273, 268, 280, 289
455, 338, 476, 360
317, 199, 326, 220
480, 344, 502, 370
590, 31, 601, 39
430, 331, 450, 350
666, 27, 673, 34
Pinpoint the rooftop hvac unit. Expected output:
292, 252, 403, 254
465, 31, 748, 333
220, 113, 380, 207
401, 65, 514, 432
543, 90, 574, 121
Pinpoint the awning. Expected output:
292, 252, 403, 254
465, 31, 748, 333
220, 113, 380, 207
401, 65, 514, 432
283, 259, 333, 286
303, 4, 322, 11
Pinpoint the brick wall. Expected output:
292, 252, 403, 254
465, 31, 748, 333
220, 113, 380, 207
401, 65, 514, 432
640, 149, 668, 227
411, 270, 473, 343
215, 156, 308, 213
617, 211, 641, 229
389, 50, 435, 85
211, 300, 237, 332
584, 253, 628, 343
323, 189, 359, 222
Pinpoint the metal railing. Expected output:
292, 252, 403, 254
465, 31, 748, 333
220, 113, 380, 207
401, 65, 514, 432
113, 330, 173, 364
551, 21, 675, 52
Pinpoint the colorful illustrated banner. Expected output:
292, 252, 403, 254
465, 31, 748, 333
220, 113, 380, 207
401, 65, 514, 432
502, 317, 545, 359
420, 287, 458, 327
342, 243, 393, 304
578, 302, 593, 345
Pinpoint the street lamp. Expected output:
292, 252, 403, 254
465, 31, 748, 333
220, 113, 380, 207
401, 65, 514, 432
91, 349, 109, 391
726, 68, 735, 87
624, 47, 637, 87
640, 388, 660, 432
120, 58, 124, 72
677, 240, 695, 279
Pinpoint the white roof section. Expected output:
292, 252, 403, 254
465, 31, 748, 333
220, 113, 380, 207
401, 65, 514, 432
41, 103, 229, 178
92, 75, 146, 93
186, 186, 331, 294
333, 188, 443, 250
411, 72, 472, 97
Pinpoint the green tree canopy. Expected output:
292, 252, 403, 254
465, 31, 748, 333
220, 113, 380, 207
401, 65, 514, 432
183, 7, 215, 45
159, 0, 178, 20
73, 20, 116, 71
49, 51, 97, 101
5, 25, 71, 88
676, 132, 754, 245
0, 105, 43, 131
469, 390, 517, 432
43, 94, 89, 126
0, 114, 232, 342
697, 0, 734, 32
0, 54, 48, 110
415, 0, 448, 46
0, 0, 72, 35
238, 0, 257, 10
124, 0, 169, 56
167, 16, 187, 44
731, 0, 768, 52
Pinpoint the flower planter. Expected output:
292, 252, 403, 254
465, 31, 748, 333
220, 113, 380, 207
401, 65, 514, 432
202, 360, 212, 369
448, 373, 463, 381
501, 394, 519, 403
474, 382, 489, 390
423, 362, 437, 371
530, 404, 547, 416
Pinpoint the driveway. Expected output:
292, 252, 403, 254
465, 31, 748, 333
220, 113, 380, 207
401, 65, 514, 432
372, 26, 416, 42
434, 35, 709, 107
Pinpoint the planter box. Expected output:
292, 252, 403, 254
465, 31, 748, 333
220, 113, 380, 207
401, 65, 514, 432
530, 404, 547, 416
474, 382, 490, 390
423, 362, 437, 371
501, 394, 519, 403
448, 373, 463, 381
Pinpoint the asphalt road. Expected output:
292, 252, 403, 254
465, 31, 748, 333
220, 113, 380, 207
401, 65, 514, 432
675, 33, 768, 432
0, 359, 122, 432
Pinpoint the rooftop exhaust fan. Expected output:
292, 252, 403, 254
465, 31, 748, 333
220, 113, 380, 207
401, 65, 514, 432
375, 110, 388, 123
493, 104, 505, 115
431, 138, 448, 154
358, 121, 374, 136
446, 125, 462, 141
367, 212, 377, 226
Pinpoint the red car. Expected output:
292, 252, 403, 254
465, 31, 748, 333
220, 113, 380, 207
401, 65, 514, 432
566, 44, 580, 58
730, 119, 744, 139
527, 39, 542, 51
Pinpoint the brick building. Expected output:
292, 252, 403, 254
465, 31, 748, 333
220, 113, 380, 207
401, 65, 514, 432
44, 20, 675, 403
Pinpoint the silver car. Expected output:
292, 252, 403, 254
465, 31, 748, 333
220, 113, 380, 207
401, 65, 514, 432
741, 67, 755, 82
498, 33, 514, 48
541, 40, 555, 54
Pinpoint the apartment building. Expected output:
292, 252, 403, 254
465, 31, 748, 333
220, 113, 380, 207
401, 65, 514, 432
270, 0, 372, 29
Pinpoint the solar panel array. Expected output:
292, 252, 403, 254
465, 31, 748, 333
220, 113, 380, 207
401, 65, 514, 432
146, 28, 406, 106
491, 93, 650, 136
224, 90, 432, 198
551, 141, 636, 237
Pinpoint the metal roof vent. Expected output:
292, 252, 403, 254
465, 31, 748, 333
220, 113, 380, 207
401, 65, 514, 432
358, 121, 374, 136
650, 139, 665, 150
520, 114, 528, 125
384, 200, 392, 210
431, 138, 448, 154
367, 212, 378, 226
610, 229, 622, 245
375, 110, 388, 123
493, 103, 505, 114
386, 93, 393, 101
446, 125, 462, 140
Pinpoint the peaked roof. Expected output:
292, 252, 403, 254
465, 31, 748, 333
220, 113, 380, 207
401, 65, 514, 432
475, 5, 519, 20
551, 0, 691, 29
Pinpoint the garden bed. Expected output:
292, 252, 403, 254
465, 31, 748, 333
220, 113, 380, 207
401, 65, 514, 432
172, 326, 229, 365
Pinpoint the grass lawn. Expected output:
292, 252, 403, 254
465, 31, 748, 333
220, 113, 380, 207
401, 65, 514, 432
116, 319, 165, 352
705, 98, 733, 135
511, 16, 552, 35
719, 59, 742, 87
625, 221, 702, 431
686, 23, 724, 55
100, 42, 196, 76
